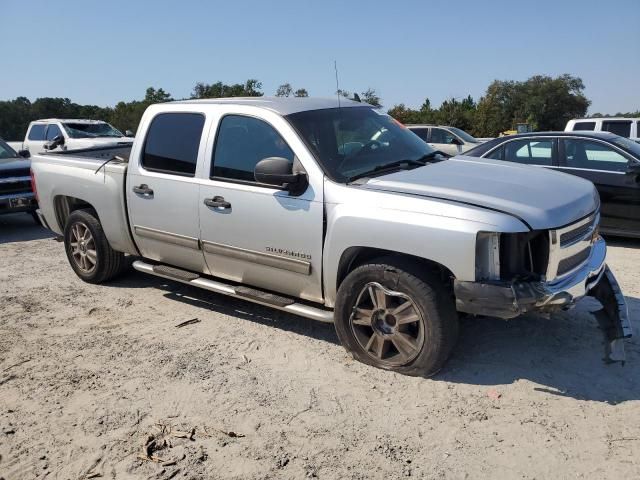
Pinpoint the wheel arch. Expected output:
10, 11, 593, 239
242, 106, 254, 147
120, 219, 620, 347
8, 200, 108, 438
335, 246, 455, 296
53, 195, 99, 231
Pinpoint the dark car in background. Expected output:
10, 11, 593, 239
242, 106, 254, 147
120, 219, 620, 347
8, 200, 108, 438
464, 132, 640, 238
0, 138, 38, 221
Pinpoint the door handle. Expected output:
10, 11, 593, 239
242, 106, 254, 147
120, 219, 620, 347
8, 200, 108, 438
133, 184, 154, 196
204, 196, 231, 209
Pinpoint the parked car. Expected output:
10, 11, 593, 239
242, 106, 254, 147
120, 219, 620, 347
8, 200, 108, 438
463, 131, 640, 238
15, 119, 134, 154
566, 117, 639, 143
0, 138, 37, 220
30, 98, 632, 374
407, 125, 481, 156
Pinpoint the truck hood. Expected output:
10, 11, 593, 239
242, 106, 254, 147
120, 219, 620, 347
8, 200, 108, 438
361, 156, 599, 230
0, 157, 30, 172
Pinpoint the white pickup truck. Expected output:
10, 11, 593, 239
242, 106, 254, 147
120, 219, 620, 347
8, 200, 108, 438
30, 97, 632, 376
12, 118, 133, 154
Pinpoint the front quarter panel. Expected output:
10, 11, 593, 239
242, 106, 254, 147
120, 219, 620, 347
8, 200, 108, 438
322, 180, 529, 307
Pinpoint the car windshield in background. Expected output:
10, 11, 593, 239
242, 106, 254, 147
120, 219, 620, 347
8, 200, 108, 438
449, 127, 478, 143
611, 136, 640, 158
286, 107, 437, 182
0, 139, 18, 159
63, 122, 124, 138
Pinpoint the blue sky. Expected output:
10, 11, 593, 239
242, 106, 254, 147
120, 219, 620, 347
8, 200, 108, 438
2, 0, 638, 113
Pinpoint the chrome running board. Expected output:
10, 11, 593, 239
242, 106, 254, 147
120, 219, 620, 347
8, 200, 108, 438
132, 260, 334, 323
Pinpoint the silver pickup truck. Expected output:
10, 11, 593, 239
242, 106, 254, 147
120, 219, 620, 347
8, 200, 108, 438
30, 97, 632, 376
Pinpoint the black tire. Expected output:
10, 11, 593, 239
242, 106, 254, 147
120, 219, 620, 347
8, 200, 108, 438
63, 209, 125, 284
334, 257, 459, 377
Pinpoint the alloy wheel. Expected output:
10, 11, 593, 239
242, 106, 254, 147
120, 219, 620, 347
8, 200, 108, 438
69, 222, 97, 273
349, 282, 425, 367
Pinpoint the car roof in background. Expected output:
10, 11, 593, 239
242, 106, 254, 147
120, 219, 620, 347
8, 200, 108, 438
497, 131, 619, 140
571, 117, 640, 121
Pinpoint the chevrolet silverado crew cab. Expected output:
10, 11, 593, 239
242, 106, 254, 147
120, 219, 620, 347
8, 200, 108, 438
16, 118, 134, 154
30, 97, 632, 376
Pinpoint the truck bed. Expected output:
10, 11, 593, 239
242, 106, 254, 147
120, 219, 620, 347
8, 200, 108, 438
30, 145, 138, 255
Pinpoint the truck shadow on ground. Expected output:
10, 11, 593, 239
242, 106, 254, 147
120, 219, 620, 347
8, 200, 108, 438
0, 213, 55, 244
111, 271, 639, 404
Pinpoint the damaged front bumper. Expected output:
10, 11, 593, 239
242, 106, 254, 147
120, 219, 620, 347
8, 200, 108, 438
454, 237, 633, 362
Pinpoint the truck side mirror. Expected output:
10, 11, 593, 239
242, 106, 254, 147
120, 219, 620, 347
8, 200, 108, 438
45, 135, 65, 150
450, 137, 463, 146
125, 130, 134, 137
254, 157, 308, 195
18, 149, 30, 158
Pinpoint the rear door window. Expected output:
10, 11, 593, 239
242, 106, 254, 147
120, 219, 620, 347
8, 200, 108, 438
563, 139, 629, 172
142, 113, 205, 176
46, 124, 62, 141
602, 120, 632, 138
28, 124, 46, 141
503, 139, 553, 166
572, 121, 596, 131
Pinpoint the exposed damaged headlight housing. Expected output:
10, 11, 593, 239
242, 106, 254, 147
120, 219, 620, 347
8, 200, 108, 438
475, 232, 501, 281
476, 231, 550, 282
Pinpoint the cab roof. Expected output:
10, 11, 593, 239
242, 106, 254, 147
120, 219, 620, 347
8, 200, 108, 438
169, 96, 371, 116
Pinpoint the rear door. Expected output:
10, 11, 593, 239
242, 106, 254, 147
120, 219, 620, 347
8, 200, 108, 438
126, 111, 209, 272
488, 137, 557, 167
558, 138, 640, 235
198, 110, 324, 303
24, 123, 47, 154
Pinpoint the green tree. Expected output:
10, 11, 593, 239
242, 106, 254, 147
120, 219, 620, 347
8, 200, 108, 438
192, 79, 264, 99
275, 83, 293, 97
360, 88, 381, 107
294, 88, 309, 97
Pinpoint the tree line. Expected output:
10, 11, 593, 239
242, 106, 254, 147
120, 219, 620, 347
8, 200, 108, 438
0, 75, 637, 141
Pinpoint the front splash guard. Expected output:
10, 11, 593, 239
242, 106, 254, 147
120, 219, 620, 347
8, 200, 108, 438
587, 266, 633, 364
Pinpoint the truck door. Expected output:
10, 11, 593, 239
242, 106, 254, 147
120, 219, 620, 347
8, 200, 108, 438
198, 112, 324, 303
429, 127, 462, 156
126, 112, 208, 273
558, 138, 640, 235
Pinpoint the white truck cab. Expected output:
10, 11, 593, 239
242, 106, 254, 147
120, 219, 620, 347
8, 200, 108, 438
21, 119, 134, 154
566, 117, 640, 143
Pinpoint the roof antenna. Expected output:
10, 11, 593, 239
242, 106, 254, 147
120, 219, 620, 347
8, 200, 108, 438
334, 60, 341, 108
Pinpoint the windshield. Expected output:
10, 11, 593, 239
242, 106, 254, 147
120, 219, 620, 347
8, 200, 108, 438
286, 107, 437, 182
62, 122, 124, 139
0, 139, 18, 159
448, 127, 478, 144
612, 135, 640, 158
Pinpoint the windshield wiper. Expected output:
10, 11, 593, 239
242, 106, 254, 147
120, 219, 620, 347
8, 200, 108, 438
348, 159, 425, 182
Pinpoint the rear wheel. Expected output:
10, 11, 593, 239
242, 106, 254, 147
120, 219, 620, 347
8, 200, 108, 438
63, 209, 125, 283
334, 257, 459, 377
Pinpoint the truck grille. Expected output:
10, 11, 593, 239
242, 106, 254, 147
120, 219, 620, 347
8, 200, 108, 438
557, 248, 591, 276
560, 221, 594, 247
547, 212, 598, 280
0, 179, 32, 196
1, 168, 30, 178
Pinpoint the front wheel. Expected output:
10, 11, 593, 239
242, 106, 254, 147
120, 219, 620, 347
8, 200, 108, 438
63, 209, 125, 284
334, 258, 459, 377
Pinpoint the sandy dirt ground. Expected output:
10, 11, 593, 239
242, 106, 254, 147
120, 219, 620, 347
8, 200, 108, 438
1, 212, 638, 480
